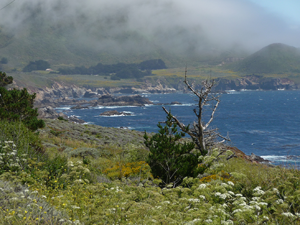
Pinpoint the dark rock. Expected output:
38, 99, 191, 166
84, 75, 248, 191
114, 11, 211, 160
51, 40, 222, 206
71, 105, 89, 109
97, 94, 153, 106
68, 115, 85, 124
83, 90, 99, 98
171, 101, 182, 105
249, 153, 271, 164
100, 110, 131, 116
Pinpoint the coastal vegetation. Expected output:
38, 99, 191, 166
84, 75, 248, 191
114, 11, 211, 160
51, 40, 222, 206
1, 72, 300, 224
1, 119, 300, 224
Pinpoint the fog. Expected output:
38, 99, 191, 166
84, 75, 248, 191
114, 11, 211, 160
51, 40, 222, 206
1, 0, 299, 56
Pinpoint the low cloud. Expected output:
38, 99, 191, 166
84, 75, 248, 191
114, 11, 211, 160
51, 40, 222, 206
1, 0, 299, 56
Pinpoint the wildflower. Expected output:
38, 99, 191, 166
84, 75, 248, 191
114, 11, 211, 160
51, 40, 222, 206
204, 219, 213, 223
235, 194, 243, 197
221, 183, 229, 187
275, 199, 284, 204
282, 212, 295, 218
71, 206, 80, 209
232, 209, 243, 214
221, 220, 234, 225
41, 195, 47, 199
199, 195, 206, 200
263, 216, 269, 221
228, 181, 234, 186
188, 198, 200, 203
253, 186, 265, 195
228, 191, 235, 196
272, 188, 279, 194
198, 184, 207, 189
162, 201, 170, 204
254, 205, 261, 211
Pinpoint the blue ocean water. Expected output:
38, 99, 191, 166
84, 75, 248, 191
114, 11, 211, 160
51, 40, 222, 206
55, 90, 300, 166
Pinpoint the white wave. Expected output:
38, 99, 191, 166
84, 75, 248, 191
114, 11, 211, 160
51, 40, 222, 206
261, 155, 300, 163
171, 103, 194, 107
117, 126, 134, 130
55, 107, 71, 110
92, 105, 138, 109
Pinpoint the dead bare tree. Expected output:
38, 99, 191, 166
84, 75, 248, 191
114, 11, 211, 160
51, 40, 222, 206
162, 67, 230, 155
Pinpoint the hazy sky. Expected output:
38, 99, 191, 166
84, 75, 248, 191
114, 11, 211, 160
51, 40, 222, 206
1, 0, 300, 55
249, 0, 300, 25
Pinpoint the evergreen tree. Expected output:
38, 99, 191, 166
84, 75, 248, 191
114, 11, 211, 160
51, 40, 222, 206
144, 112, 202, 187
0, 71, 13, 87
0, 86, 45, 131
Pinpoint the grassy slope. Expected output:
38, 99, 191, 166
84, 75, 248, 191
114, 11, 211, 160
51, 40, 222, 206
1, 119, 300, 224
229, 43, 300, 74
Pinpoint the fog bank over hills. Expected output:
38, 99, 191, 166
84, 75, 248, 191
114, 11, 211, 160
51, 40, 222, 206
1, 0, 300, 67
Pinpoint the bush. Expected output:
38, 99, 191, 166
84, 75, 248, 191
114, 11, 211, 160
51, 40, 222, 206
0, 71, 13, 87
0, 87, 45, 131
0, 120, 44, 175
144, 112, 201, 186
22, 60, 50, 72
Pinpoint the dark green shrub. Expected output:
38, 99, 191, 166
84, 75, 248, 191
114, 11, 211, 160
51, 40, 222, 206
144, 112, 201, 187
0, 87, 45, 131
0, 71, 13, 87
22, 60, 50, 72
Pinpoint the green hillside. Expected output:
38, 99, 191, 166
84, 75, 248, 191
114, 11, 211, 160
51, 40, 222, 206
229, 43, 300, 74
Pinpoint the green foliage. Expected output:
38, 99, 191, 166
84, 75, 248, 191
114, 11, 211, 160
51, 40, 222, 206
58, 116, 67, 121
0, 71, 13, 87
144, 112, 200, 186
0, 87, 45, 131
22, 60, 50, 72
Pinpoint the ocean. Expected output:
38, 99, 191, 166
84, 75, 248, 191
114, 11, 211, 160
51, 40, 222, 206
55, 90, 300, 167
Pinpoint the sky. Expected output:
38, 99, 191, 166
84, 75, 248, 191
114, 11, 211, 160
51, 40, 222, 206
248, 0, 300, 25
0, 0, 300, 55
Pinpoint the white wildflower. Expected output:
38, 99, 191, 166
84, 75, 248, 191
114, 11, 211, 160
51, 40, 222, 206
204, 219, 213, 223
41, 195, 47, 199
162, 201, 170, 204
31, 191, 38, 194
188, 198, 200, 203
221, 220, 234, 225
72, 205, 80, 209
233, 209, 243, 214
272, 188, 279, 194
252, 197, 260, 201
282, 212, 295, 218
198, 184, 207, 189
235, 194, 243, 197
221, 182, 229, 187
275, 199, 284, 204
239, 202, 247, 206
258, 202, 268, 206
254, 205, 261, 211
199, 195, 206, 200
228, 191, 235, 196
263, 216, 269, 221
74, 220, 81, 225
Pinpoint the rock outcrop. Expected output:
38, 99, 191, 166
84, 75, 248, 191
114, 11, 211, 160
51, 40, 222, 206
96, 94, 153, 106
100, 110, 131, 116
37, 106, 85, 123
215, 75, 297, 91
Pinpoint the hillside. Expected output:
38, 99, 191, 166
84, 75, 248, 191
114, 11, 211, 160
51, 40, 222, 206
2, 118, 300, 224
229, 43, 300, 74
